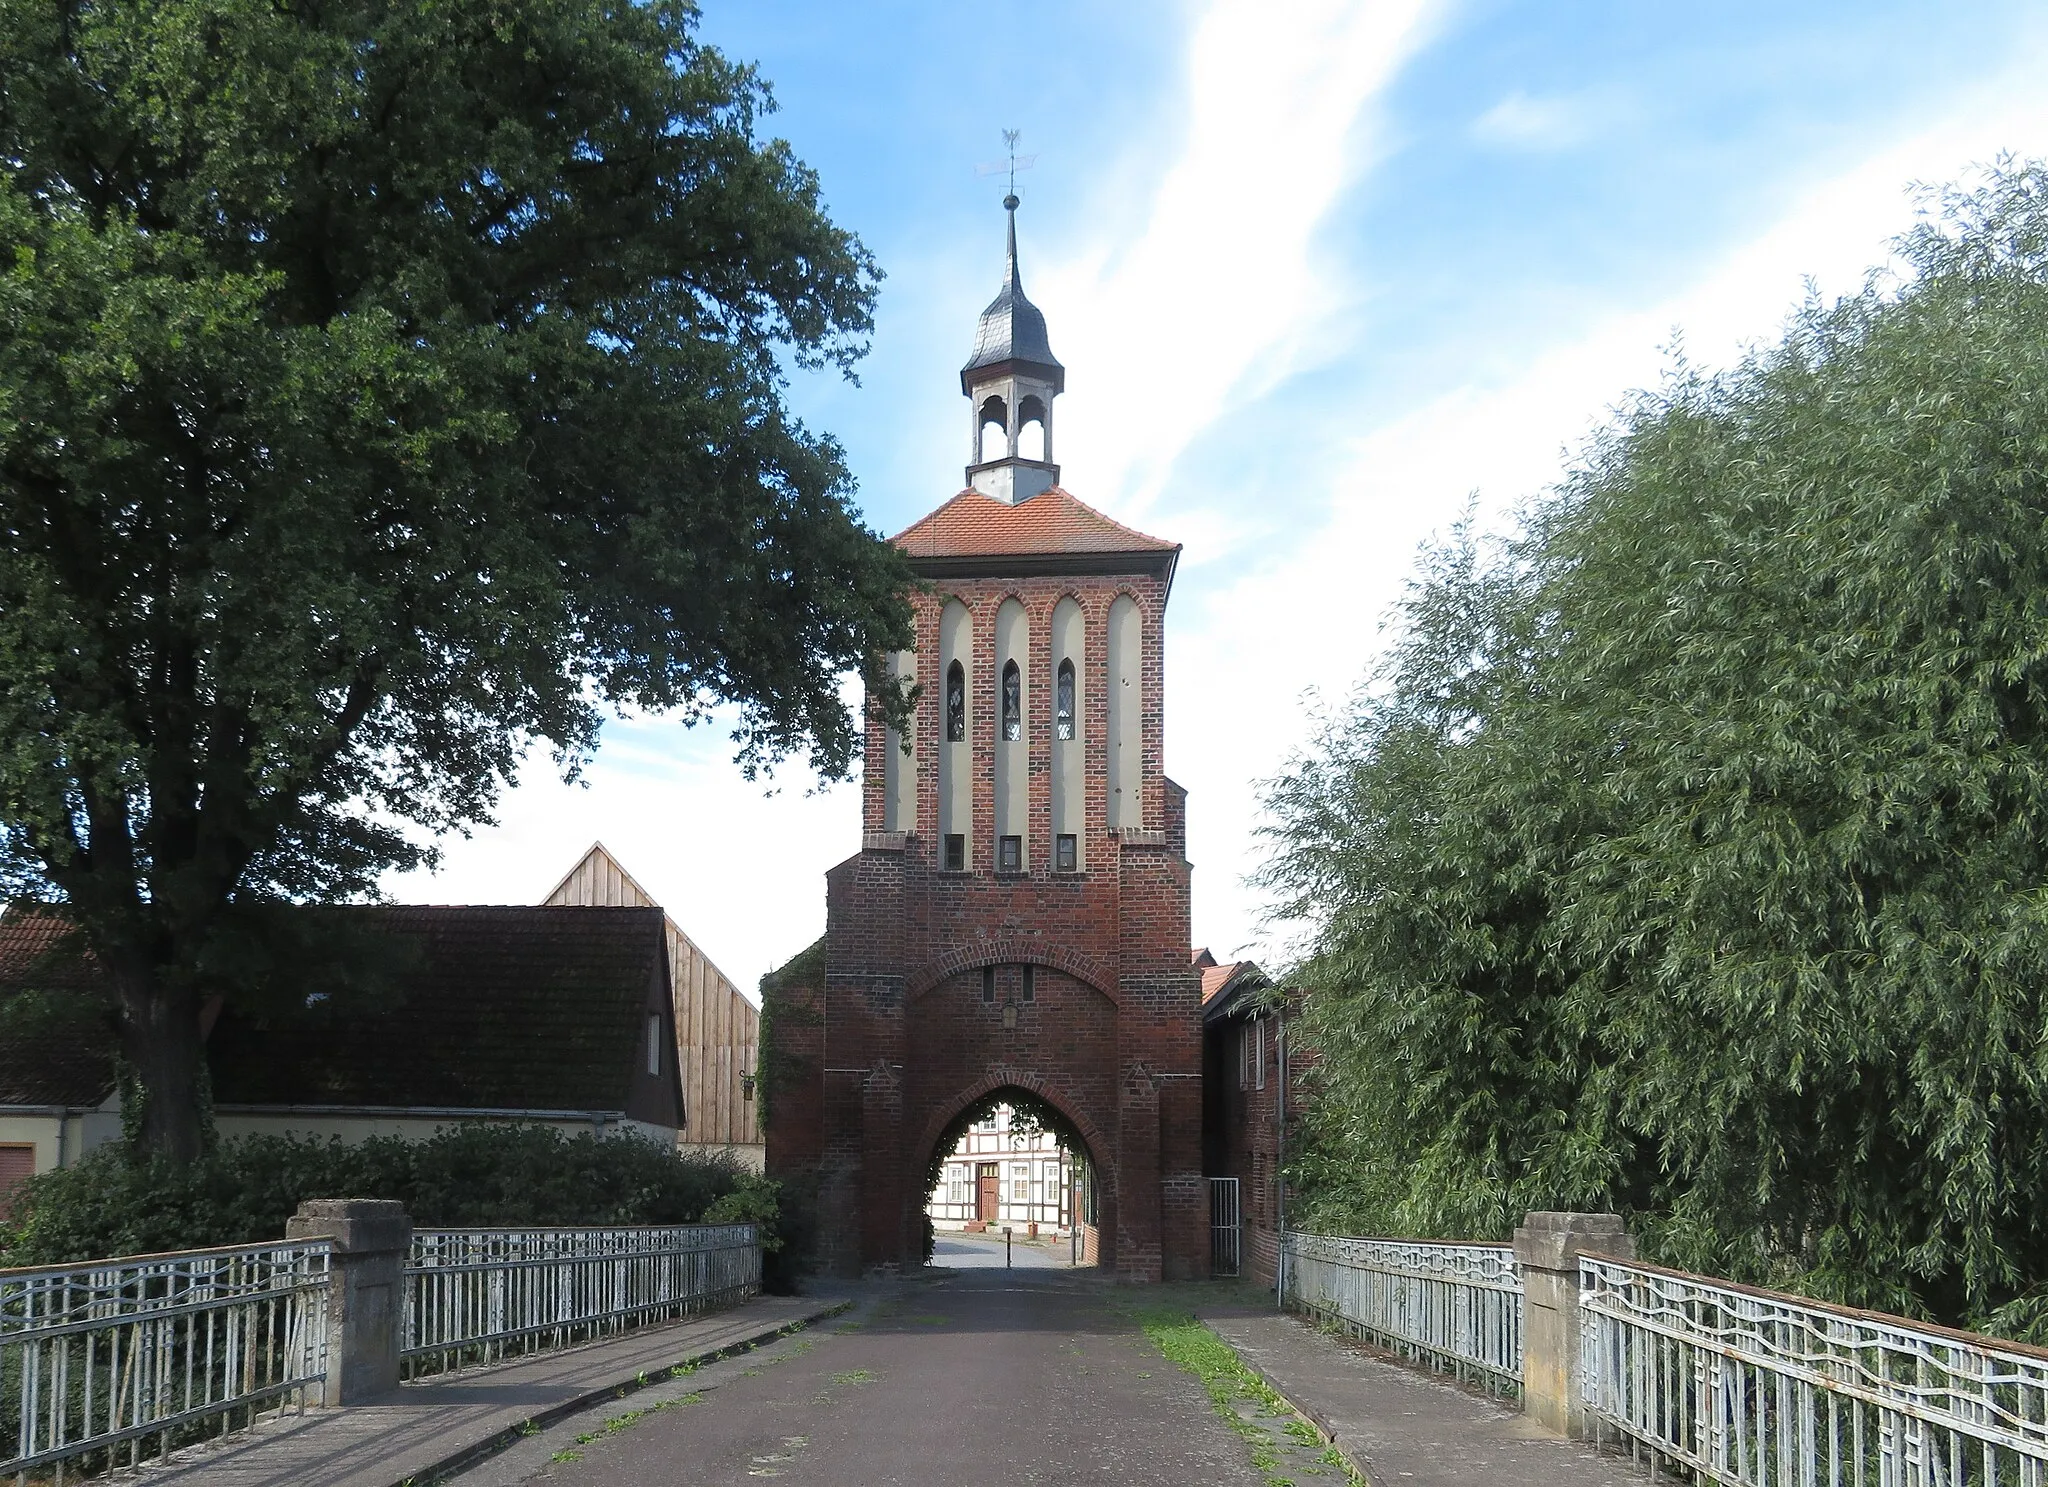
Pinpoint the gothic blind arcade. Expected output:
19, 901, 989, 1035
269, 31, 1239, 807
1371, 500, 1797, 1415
763, 196, 1206, 1280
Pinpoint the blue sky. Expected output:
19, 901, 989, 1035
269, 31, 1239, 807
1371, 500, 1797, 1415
391, 0, 2048, 996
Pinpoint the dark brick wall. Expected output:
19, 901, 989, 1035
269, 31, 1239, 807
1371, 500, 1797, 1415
765, 563, 1205, 1282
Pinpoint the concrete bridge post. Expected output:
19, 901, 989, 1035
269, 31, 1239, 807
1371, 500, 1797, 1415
287, 1198, 413, 1404
1512, 1210, 1633, 1439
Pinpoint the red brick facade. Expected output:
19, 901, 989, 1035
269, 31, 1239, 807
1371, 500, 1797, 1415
764, 492, 1207, 1281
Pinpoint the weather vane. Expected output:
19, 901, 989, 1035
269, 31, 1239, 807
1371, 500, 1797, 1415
975, 128, 1036, 206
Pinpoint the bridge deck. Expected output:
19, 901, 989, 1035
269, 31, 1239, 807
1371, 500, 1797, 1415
1202, 1303, 1644, 1486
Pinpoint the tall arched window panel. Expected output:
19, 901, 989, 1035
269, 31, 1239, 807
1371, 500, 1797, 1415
1107, 595, 1142, 831
1001, 661, 1022, 740
995, 598, 1028, 869
1051, 597, 1085, 868
939, 600, 972, 865
946, 661, 966, 742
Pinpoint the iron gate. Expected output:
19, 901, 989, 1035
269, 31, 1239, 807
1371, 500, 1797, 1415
1209, 1177, 1242, 1277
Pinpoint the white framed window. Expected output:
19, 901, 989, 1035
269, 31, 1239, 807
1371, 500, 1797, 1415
1255, 1017, 1266, 1091
647, 1014, 662, 1076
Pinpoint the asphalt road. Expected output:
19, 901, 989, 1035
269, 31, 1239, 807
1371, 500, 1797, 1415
462, 1270, 1267, 1487
930, 1230, 1077, 1269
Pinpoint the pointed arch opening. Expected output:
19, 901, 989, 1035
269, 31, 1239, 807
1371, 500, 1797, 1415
921, 1083, 1107, 1269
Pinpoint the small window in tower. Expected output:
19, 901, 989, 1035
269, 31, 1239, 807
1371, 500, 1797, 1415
981, 966, 996, 1003
1055, 833, 1078, 873
1056, 659, 1075, 740
1001, 660, 1021, 741
943, 833, 966, 871
946, 661, 966, 742
646, 1014, 662, 1077
998, 834, 1022, 873
1021, 965, 1035, 1003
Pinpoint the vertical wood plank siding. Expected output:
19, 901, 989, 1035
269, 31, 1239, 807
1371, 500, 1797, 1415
545, 847, 761, 1151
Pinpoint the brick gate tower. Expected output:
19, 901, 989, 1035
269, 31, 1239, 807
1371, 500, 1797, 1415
763, 195, 1206, 1282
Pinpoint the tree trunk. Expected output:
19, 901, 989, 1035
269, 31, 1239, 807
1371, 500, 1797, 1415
116, 967, 208, 1163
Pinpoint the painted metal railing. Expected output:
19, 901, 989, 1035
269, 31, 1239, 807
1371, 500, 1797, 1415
1580, 1256, 2048, 1487
402, 1223, 759, 1380
1, 1239, 330, 1480
1281, 1231, 1523, 1391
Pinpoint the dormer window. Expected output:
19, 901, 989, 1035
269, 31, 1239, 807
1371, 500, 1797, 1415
946, 661, 966, 742
1001, 660, 1022, 741
1056, 659, 1075, 740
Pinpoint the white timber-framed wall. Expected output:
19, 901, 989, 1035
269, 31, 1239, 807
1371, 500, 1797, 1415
545, 843, 763, 1169
926, 1103, 1073, 1234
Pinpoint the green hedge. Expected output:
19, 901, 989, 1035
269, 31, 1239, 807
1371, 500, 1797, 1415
0, 1125, 800, 1273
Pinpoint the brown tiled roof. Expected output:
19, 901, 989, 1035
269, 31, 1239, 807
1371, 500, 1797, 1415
1201, 963, 1242, 1004
1200, 960, 1272, 1022
0, 904, 672, 1116
893, 488, 1178, 561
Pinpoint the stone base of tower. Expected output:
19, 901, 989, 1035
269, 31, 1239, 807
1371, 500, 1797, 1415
763, 786, 1207, 1285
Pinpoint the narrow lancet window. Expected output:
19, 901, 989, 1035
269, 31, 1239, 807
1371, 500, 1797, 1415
1056, 659, 1075, 740
1001, 660, 1022, 741
946, 661, 966, 742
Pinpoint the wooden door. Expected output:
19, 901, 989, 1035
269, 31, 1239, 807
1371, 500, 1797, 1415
976, 1163, 999, 1222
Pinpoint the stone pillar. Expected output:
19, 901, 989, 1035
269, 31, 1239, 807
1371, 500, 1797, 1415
1513, 1210, 1632, 1439
287, 1199, 412, 1404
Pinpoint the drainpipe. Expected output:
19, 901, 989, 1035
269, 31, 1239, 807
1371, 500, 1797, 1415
1274, 1005, 1287, 1309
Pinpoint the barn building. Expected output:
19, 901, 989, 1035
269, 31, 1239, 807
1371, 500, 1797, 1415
763, 194, 1206, 1280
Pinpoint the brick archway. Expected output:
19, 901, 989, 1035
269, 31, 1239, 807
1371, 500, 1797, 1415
913, 1067, 1118, 1201
906, 939, 1121, 1007
911, 1069, 1120, 1272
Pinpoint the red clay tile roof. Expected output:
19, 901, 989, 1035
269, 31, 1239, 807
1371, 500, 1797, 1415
893, 487, 1178, 561
1201, 963, 1242, 1004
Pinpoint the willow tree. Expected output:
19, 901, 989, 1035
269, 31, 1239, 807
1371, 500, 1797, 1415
1263, 164, 2048, 1333
0, 0, 913, 1160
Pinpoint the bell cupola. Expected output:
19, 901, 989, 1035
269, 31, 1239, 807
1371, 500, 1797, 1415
963, 193, 1064, 504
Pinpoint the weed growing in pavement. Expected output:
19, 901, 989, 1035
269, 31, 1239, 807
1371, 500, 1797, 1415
1135, 1309, 1365, 1487
830, 1369, 877, 1386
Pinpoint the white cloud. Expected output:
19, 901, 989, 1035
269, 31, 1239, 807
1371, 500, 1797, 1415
1170, 75, 2048, 975
1042, 0, 1448, 523
1469, 90, 1599, 152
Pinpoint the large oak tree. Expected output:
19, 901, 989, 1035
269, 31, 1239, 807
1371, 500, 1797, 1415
0, 0, 914, 1159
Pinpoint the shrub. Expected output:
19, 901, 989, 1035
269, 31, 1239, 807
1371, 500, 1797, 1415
0, 1124, 761, 1267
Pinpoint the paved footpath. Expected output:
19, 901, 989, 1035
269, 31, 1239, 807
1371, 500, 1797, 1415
1199, 1303, 1644, 1487
142, 1294, 845, 1487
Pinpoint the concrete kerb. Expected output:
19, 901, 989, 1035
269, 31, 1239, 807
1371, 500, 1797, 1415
1196, 1316, 1372, 1486
398, 1299, 853, 1487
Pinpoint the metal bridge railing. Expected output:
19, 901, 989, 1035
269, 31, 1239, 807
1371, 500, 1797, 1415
402, 1223, 760, 1380
1580, 1256, 2048, 1487
0, 1239, 331, 1480
1281, 1231, 1523, 1392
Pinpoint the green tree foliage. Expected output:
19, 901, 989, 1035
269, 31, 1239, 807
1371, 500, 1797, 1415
0, 0, 914, 1158
1261, 164, 2048, 1336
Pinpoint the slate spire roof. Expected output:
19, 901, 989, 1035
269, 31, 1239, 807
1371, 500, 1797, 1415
961, 194, 1064, 393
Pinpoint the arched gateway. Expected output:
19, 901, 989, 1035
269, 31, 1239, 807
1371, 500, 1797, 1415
762, 195, 1206, 1281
